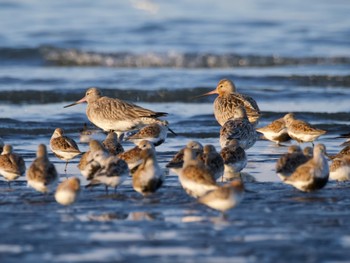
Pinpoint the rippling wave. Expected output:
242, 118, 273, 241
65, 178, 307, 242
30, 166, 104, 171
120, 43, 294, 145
1, 46, 350, 68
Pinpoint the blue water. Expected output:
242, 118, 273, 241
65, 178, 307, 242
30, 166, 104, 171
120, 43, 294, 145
1, 0, 350, 262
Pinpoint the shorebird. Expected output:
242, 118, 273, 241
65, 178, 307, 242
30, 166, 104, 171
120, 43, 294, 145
329, 156, 350, 182
283, 113, 326, 146
199, 79, 260, 126
256, 117, 291, 145
275, 145, 310, 180
303, 146, 313, 159
198, 179, 244, 218
279, 144, 329, 192
202, 144, 224, 181
27, 144, 58, 193
132, 142, 164, 196
219, 106, 258, 149
85, 151, 130, 194
166, 141, 203, 176
55, 177, 81, 206
179, 148, 218, 198
220, 139, 247, 180
125, 120, 176, 147
64, 87, 168, 140
328, 145, 350, 160
50, 128, 82, 174
117, 139, 154, 174
103, 131, 124, 155
0, 144, 26, 187
78, 140, 109, 179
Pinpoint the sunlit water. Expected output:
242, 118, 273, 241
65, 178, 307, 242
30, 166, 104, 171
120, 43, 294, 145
1, 0, 350, 262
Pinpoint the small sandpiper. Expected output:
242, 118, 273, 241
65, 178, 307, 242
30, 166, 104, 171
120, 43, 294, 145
198, 179, 244, 218
202, 144, 224, 181
279, 144, 329, 192
329, 155, 350, 182
27, 144, 58, 194
179, 148, 218, 198
219, 106, 258, 149
220, 139, 247, 180
132, 142, 164, 196
283, 113, 326, 146
50, 128, 82, 174
256, 117, 291, 145
125, 120, 176, 147
55, 177, 81, 206
166, 141, 203, 176
103, 131, 124, 155
275, 145, 310, 180
0, 144, 26, 187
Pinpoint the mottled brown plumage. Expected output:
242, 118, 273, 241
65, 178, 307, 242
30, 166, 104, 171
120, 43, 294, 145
284, 113, 326, 145
0, 144, 26, 186
220, 139, 247, 178
256, 117, 291, 145
64, 87, 167, 140
329, 156, 350, 181
201, 79, 260, 126
103, 131, 124, 155
202, 144, 224, 181
27, 144, 58, 193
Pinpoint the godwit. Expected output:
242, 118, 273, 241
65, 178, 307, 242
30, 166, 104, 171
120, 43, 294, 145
329, 156, 350, 181
0, 144, 26, 187
166, 141, 203, 176
85, 152, 129, 194
125, 120, 176, 147
256, 117, 291, 145
283, 113, 326, 146
219, 106, 258, 149
50, 128, 81, 174
78, 140, 108, 179
280, 144, 329, 192
55, 177, 81, 206
132, 142, 164, 196
202, 144, 224, 181
198, 179, 244, 218
27, 144, 58, 193
64, 87, 168, 140
179, 148, 218, 198
275, 145, 310, 180
199, 79, 260, 126
103, 131, 124, 155
220, 139, 247, 180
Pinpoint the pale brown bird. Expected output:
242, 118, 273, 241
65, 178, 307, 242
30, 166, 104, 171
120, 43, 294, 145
275, 145, 310, 180
280, 144, 329, 192
198, 180, 244, 218
202, 144, 224, 181
256, 117, 291, 145
283, 113, 326, 146
179, 148, 218, 198
50, 128, 81, 174
220, 139, 247, 180
64, 87, 168, 140
166, 141, 203, 176
0, 144, 26, 187
103, 131, 124, 155
55, 177, 81, 206
219, 106, 258, 149
329, 155, 350, 182
199, 79, 260, 126
27, 144, 58, 193
132, 142, 164, 196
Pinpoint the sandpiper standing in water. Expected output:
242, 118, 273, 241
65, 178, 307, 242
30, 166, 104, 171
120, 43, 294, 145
27, 144, 58, 194
50, 128, 81, 174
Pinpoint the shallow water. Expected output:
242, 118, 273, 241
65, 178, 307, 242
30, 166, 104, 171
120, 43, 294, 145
1, 0, 350, 262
